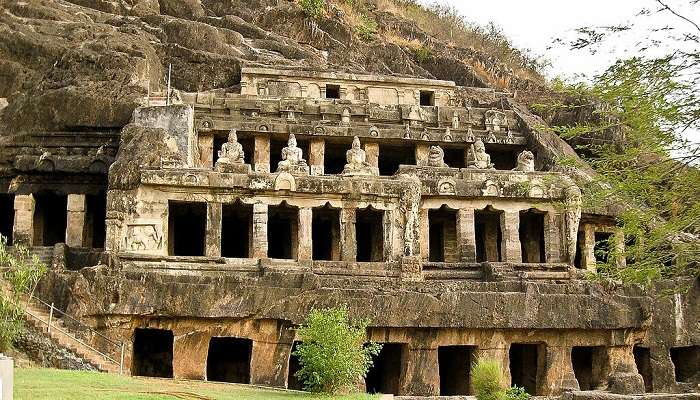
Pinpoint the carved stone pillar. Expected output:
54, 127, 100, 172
581, 223, 596, 271
419, 208, 429, 260
415, 144, 429, 165
545, 212, 563, 263
541, 345, 580, 395
501, 210, 522, 263
65, 194, 86, 247
13, 194, 34, 246
298, 207, 313, 261
340, 207, 356, 262
476, 344, 511, 385
603, 346, 645, 394
254, 135, 270, 173
457, 208, 477, 262
363, 142, 379, 169
172, 329, 208, 380
206, 202, 222, 257
400, 346, 439, 396
252, 202, 268, 258
309, 138, 325, 176
198, 133, 214, 169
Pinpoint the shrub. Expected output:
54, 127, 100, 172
506, 386, 531, 400
293, 306, 382, 394
472, 358, 506, 400
0, 235, 47, 352
356, 15, 378, 42
413, 45, 432, 62
300, 0, 325, 19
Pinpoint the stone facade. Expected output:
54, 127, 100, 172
0, 68, 697, 397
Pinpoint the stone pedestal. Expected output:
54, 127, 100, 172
66, 194, 86, 247
214, 162, 251, 174
254, 135, 270, 173
252, 203, 268, 258
206, 202, 222, 257
0, 355, 13, 400
309, 139, 325, 176
457, 209, 476, 262
12, 194, 34, 246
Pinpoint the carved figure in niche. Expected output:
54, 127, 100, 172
466, 126, 475, 142
342, 136, 378, 176
513, 150, 535, 172
485, 109, 506, 133
217, 130, 245, 165
126, 224, 162, 251
399, 174, 421, 257
443, 127, 453, 142
403, 123, 412, 139
420, 145, 447, 167
466, 139, 494, 169
369, 125, 380, 137
452, 112, 460, 129
564, 184, 582, 265
341, 108, 351, 126
421, 128, 430, 140
277, 134, 309, 174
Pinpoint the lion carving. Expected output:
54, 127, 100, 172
513, 150, 535, 172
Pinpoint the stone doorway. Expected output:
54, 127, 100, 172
33, 192, 67, 246
0, 194, 14, 245
287, 341, 303, 390
356, 207, 384, 262
438, 345, 475, 395
168, 201, 206, 256
222, 201, 252, 258
475, 207, 503, 262
519, 209, 546, 263
571, 346, 605, 390
312, 204, 340, 261
509, 343, 544, 395
429, 206, 458, 262
206, 337, 252, 384
670, 345, 699, 383
132, 328, 173, 378
84, 193, 106, 248
366, 343, 404, 395
268, 202, 299, 259
633, 346, 653, 392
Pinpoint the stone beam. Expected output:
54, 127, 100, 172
66, 194, 86, 247
13, 194, 34, 246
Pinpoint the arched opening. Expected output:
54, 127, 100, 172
428, 206, 458, 262
519, 209, 546, 263
475, 206, 503, 262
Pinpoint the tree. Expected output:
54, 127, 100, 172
293, 307, 381, 394
539, 0, 700, 286
0, 236, 47, 352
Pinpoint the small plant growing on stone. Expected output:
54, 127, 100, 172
300, 0, 325, 19
472, 358, 507, 400
506, 385, 531, 400
356, 15, 378, 42
293, 306, 382, 394
413, 45, 432, 62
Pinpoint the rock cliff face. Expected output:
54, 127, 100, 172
0, 0, 546, 135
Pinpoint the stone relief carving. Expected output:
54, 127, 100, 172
407, 105, 423, 127
199, 117, 214, 132
36, 150, 55, 172
437, 178, 457, 195
465, 127, 475, 142
513, 150, 535, 172
276, 134, 309, 175
125, 223, 162, 251
340, 108, 351, 126
485, 109, 506, 133
443, 127, 453, 142
466, 139, 494, 169
399, 174, 422, 257
274, 172, 296, 191
403, 123, 412, 139
369, 125, 380, 137
420, 145, 447, 167
215, 130, 251, 173
482, 179, 501, 197
564, 184, 582, 265
452, 112, 460, 129
342, 136, 378, 176
420, 128, 430, 140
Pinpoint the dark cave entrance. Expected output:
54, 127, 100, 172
206, 337, 252, 384
33, 192, 67, 246
378, 144, 415, 176
222, 201, 252, 258
670, 345, 700, 383
634, 346, 653, 392
287, 341, 303, 390
84, 193, 106, 248
132, 328, 173, 378
356, 207, 384, 262
366, 343, 405, 395
0, 194, 14, 245
438, 345, 475, 395
312, 205, 340, 261
509, 343, 544, 395
168, 201, 206, 256
429, 206, 458, 262
571, 346, 605, 390
268, 202, 298, 260
519, 209, 546, 263
475, 207, 503, 262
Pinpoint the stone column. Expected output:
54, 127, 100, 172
400, 346, 439, 396
206, 202, 222, 257
298, 207, 313, 261
476, 345, 511, 386
13, 194, 34, 246
415, 144, 429, 165
66, 194, 86, 247
254, 135, 271, 173
419, 208, 429, 260
614, 229, 627, 269
309, 138, 325, 176
252, 202, 268, 258
364, 142, 379, 169
340, 207, 356, 262
172, 330, 208, 380
0, 354, 12, 400
250, 340, 289, 387
541, 345, 580, 395
198, 133, 214, 169
603, 346, 645, 394
501, 210, 522, 263
456, 208, 477, 262
545, 212, 563, 263
581, 223, 596, 271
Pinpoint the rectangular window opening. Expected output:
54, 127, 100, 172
571, 346, 605, 391
378, 144, 415, 176
366, 343, 405, 395
168, 201, 206, 256
132, 328, 173, 378
324, 140, 351, 175
475, 208, 503, 262
438, 345, 475, 395
428, 207, 458, 262
206, 337, 252, 384
326, 84, 341, 99
268, 203, 299, 259
670, 345, 700, 383
420, 90, 435, 106
510, 343, 544, 395
84, 193, 106, 248
312, 206, 341, 261
356, 208, 384, 262
222, 202, 253, 258
443, 147, 466, 169
519, 209, 546, 263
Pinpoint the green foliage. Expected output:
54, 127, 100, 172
300, 0, 325, 19
0, 235, 47, 352
506, 386, 532, 400
413, 45, 432, 63
356, 15, 378, 42
293, 307, 382, 394
472, 359, 506, 400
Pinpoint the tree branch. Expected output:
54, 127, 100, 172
655, 0, 700, 34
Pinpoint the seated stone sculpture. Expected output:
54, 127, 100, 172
466, 139, 494, 169
513, 150, 535, 172
425, 145, 448, 167
277, 134, 309, 174
215, 130, 250, 173
342, 136, 378, 176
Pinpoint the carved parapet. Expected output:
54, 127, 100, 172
400, 255, 423, 282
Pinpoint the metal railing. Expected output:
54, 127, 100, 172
24, 295, 125, 374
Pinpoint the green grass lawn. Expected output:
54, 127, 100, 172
15, 368, 379, 400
